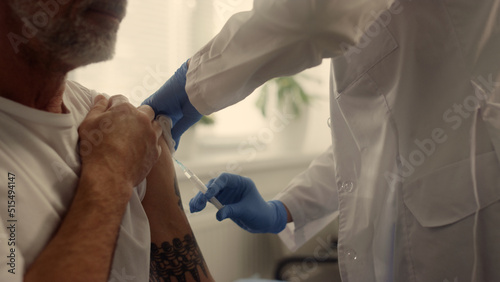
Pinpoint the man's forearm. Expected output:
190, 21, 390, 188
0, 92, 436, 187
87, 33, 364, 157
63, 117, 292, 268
143, 140, 214, 282
24, 170, 132, 282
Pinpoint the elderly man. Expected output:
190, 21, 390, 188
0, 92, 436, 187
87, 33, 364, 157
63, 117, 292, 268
0, 1, 213, 281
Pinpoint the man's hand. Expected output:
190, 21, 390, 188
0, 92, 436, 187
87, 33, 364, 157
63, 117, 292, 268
79, 95, 162, 189
25, 95, 163, 282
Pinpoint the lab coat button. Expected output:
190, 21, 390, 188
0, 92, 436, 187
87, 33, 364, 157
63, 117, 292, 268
340, 181, 354, 193
327, 117, 332, 128
344, 248, 357, 261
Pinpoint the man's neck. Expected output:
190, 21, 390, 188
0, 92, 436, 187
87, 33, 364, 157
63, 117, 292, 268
0, 56, 69, 114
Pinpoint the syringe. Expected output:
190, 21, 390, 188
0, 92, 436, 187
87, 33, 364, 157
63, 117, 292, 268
173, 157, 224, 210
156, 114, 224, 210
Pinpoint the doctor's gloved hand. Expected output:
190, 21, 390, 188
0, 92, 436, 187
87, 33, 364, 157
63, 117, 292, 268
189, 173, 288, 234
141, 60, 202, 149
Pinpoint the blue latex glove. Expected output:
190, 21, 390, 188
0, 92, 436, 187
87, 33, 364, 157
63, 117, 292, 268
189, 173, 288, 234
142, 60, 202, 149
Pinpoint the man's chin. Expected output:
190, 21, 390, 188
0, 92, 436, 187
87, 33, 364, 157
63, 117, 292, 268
9, 0, 122, 71
63, 49, 116, 70
45, 33, 118, 70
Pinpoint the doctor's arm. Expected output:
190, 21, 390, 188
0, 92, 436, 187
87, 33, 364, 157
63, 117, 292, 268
274, 146, 339, 250
143, 0, 396, 145
185, 0, 396, 114
142, 138, 214, 282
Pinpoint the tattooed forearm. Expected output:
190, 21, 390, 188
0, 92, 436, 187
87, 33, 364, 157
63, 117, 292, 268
150, 234, 208, 282
146, 141, 212, 281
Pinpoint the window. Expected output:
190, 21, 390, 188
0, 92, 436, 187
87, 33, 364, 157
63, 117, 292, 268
70, 0, 331, 160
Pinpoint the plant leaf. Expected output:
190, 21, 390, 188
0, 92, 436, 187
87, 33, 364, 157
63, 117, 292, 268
256, 88, 269, 117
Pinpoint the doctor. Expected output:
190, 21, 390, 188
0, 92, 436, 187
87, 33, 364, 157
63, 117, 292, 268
143, 0, 500, 281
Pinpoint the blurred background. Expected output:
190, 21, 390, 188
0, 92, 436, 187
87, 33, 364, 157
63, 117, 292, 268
70, 0, 339, 281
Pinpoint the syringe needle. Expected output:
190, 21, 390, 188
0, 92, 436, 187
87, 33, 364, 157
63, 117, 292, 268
159, 118, 223, 210
173, 157, 224, 210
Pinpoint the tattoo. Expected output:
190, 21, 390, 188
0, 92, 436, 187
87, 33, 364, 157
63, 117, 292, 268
150, 234, 208, 282
174, 175, 182, 210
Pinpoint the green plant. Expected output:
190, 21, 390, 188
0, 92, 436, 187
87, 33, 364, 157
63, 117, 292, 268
196, 115, 215, 126
255, 75, 318, 118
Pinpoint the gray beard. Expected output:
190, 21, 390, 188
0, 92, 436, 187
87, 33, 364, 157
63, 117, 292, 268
8, 0, 121, 69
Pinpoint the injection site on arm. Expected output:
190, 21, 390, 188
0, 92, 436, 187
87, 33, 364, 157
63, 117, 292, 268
156, 115, 223, 210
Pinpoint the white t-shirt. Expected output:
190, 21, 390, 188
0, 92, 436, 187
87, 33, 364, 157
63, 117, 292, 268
0, 81, 150, 281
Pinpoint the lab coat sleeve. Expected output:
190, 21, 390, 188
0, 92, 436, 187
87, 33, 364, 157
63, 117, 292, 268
186, 0, 395, 114
274, 146, 339, 251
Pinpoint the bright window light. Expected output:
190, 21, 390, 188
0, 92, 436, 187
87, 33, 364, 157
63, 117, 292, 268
70, 0, 331, 156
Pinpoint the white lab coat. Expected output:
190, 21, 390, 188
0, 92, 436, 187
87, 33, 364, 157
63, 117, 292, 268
186, 0, 500, 281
